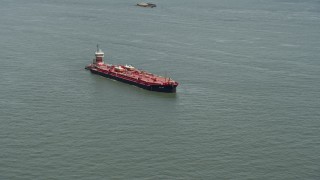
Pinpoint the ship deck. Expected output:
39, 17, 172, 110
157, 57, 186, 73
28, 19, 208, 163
93, 64, 176, 85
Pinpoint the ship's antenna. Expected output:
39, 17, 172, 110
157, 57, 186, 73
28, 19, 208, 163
97, 44, 99, 51
165, 71, 167, 83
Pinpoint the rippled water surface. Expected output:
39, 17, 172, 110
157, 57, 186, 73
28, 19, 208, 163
1, 0, 319, 179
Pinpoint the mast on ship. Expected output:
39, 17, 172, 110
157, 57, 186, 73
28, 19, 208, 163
94, 44, 104, 65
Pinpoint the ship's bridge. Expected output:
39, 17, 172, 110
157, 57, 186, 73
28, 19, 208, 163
94, 44, 104, 64
95, 46, 104, 57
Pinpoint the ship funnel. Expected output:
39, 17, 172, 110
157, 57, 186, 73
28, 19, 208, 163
94, 44, 104, 64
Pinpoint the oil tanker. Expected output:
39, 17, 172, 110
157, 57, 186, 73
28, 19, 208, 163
85, 45, 179, 93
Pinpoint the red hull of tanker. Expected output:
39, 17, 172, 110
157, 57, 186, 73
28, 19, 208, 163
85, 46, 178, 93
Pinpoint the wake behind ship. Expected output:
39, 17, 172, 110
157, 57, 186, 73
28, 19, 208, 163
85, 45, 179, 93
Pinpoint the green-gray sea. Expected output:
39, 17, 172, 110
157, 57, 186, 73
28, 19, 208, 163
1, 0, 319, 179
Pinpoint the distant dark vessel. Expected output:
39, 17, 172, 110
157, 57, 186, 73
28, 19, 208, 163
137, 2, 156, 8
85, 45, 178, 93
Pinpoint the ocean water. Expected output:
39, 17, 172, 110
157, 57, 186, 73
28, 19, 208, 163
0, 0, 319, 179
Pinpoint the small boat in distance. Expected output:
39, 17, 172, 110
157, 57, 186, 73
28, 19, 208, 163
137, 2, 156, 8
